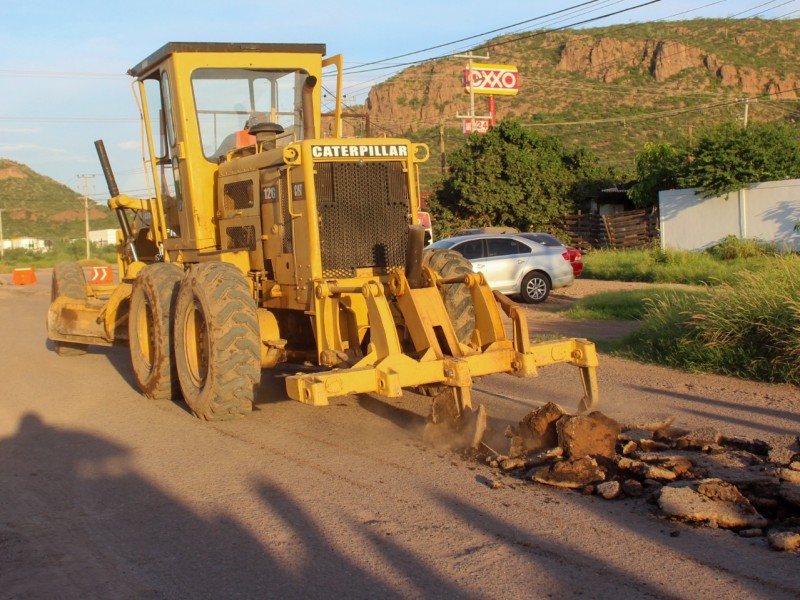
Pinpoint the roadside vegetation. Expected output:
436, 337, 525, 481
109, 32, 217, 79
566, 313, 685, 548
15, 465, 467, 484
582, 236, 783, 285
0, 241, 116, 273
570, 241, 800, 386
564, 287, 707, 321
622, 258, 800, 385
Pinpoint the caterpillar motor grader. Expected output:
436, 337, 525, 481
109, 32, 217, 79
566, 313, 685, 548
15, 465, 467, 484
47, 42, 599, 430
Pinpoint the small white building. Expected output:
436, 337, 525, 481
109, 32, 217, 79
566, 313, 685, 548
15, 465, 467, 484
88, 229, 119, 247
4, 237, 49, 252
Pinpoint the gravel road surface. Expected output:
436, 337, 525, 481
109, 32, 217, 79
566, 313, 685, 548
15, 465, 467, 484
1, 272, 798, 599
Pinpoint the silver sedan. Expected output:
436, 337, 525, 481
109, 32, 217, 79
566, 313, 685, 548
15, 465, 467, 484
427, 233, 574, 303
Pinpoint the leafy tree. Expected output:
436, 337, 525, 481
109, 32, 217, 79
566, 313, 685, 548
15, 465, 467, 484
627, 121, 800, 204
680, 121, 800, 198
430, 120, 614, 234
627, 142, 683, 208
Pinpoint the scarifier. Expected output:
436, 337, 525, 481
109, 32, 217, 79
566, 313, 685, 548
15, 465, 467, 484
46, 42, 599, 434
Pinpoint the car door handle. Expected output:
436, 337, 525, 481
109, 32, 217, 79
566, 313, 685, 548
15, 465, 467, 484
475, 263, 485, 269
517, 259, 524, 264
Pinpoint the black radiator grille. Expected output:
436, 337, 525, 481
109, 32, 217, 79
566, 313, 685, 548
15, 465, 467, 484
225, 225, 256, 251
315, 161, 409, 278
223, 180, 254, 211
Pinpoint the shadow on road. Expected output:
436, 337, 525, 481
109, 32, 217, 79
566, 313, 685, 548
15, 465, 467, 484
0, 413, 405, 598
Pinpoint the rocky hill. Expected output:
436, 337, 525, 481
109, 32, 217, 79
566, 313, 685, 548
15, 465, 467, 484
0, 159, 116, 241
359, 18, 800, 186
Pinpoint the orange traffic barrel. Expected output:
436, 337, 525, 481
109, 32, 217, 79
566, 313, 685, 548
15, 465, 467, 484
12, 267, 37, 285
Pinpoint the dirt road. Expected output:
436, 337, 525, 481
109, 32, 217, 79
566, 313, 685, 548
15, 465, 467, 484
1, 272, 798, 599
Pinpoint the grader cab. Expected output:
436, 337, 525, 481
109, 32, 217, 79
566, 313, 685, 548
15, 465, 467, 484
47, 42, 599, 430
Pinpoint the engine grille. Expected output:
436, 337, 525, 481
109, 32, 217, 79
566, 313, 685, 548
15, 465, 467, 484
223, 180, 254, 211
315, 161, 409, 278
225, 225, 256, 251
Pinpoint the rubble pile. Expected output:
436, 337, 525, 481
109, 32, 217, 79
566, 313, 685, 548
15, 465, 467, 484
482, 402, 800, 552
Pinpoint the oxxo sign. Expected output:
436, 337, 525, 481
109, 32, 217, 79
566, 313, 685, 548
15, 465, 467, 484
463, 64, 519, 96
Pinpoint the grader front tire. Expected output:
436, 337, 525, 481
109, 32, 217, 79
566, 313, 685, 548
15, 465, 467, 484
51, 262, 89, 357
174, 263, 260, 421
129, 263, 184, 401
417, 249, 477, 397
421, 249, 476, 343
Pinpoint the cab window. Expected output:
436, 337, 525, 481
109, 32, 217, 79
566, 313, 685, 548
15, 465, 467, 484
191, 68, 308, 161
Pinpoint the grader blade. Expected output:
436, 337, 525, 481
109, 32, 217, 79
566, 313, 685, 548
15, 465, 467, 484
285, 270, 600, 416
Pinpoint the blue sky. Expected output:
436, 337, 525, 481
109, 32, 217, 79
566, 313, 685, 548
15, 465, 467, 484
1, 0, 797, 201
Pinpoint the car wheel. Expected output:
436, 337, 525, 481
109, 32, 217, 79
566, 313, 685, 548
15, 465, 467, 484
520, 271, 551, 304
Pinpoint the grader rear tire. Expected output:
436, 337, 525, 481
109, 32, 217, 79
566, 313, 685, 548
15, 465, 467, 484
129, 262, 184, 401
417, 249, 477, 397
51, 262, 89, 357
174, 262, 260, 421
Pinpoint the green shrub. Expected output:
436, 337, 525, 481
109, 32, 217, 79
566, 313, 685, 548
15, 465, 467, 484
705, 235, 778, 260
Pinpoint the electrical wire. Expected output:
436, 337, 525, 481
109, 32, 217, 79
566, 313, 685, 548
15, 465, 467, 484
0, 69, 127, 80
344, 0, 662, 76
349, 1, 605, 69
348, 2, 800, 145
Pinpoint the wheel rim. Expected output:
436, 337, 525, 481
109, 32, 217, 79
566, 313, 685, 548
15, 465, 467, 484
135, 298, 155, 371
526, 277, 547, 300
183, 298, 209, 390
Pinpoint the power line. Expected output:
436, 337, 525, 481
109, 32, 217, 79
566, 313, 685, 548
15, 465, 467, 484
341, 1, 797, 101
0, 115, 136, 123
349, 1, 605, 70
339, 1, 660, 100
0, 69, 127, 80
345, 0, 663, 76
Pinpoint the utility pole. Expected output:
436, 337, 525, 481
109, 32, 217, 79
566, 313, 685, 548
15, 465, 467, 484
77, 174, 95, 260
0, 208, 4, 260
439, 122, 446, 177
740, 97, 757, 129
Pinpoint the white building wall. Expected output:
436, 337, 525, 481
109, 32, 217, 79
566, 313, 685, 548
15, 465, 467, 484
659, 179, 800, 251
88, 229, 118, 246
8, 238, 48, 252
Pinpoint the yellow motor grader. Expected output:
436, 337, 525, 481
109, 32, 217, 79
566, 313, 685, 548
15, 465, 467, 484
47, 42, 598, 427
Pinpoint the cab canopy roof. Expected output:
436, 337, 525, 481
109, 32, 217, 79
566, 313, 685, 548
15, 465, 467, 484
128, 42, 328, 78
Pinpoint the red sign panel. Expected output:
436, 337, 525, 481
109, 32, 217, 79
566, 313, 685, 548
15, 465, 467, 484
464, 64, 519, 96
462, 118, 492, 134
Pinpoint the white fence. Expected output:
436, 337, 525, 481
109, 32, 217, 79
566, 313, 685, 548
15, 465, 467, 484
659, 179, 800, 251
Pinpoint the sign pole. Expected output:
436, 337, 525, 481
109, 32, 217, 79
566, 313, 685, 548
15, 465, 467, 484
455, 52, 490, 134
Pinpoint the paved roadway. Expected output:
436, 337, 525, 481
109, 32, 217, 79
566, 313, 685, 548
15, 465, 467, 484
1, 270, 798, 599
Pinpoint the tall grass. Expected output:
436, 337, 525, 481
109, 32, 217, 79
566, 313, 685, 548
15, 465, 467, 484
565, 288, 708, 321
618, 256, 800, 385
583, 242, 785, 285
